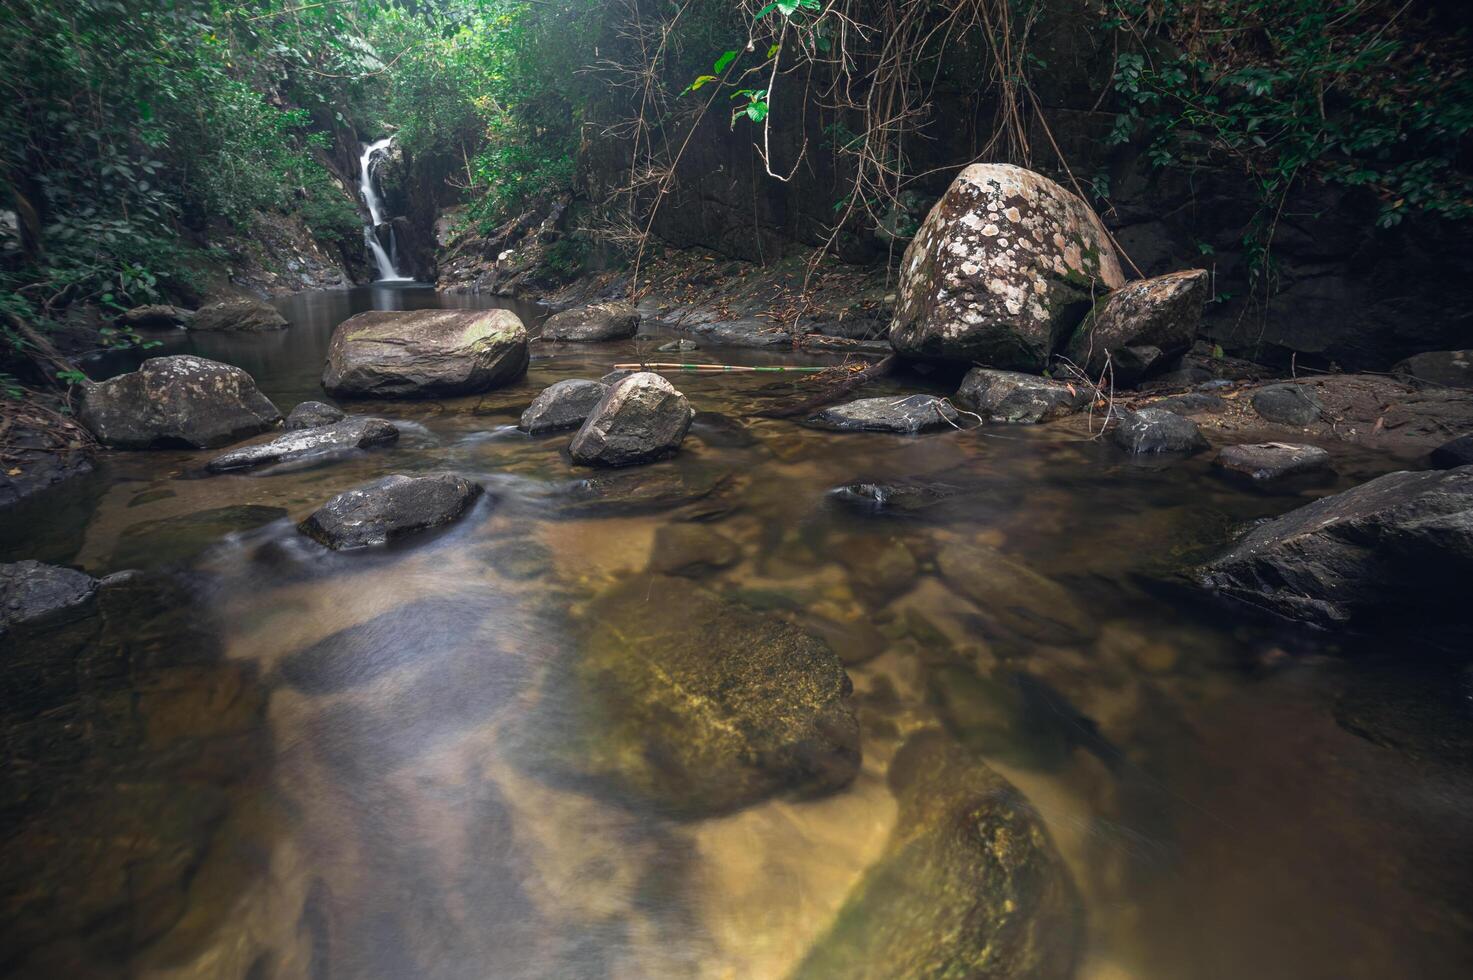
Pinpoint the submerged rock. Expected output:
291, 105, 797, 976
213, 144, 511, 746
828, 480, 961, 517
205, 417, 398, 473
890, 163, 1125, 370
298, 473, 484, 550
518, 378, 609, 435
79, 355, 281, 449
648, 523, 740, 576
537, 575, 860, 816
190, 298, 286, 332
792, 732, 1081, 980
569, 372, 693, 466
1430, 434, 1473, 470
956, 368, 1089, 423
836, 535, 919, 604
1064, 269, 1209, 386
1393, 349, 1472, 389
285, 400, 346, 431
1111, 407, 1208, 454
322, 308, 528, 398
1251, 384, 1323, 426
1198, 466, 1473, 629
809, 394, 960, 434
0, 561, 98, 635
937, 538, 1095, 643
1214, 442, 1332, 483
555, 466, 738, 519
540, 300, 640, 341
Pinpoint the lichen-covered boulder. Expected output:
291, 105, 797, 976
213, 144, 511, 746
205, 417, 398, 473
79, 355, 282, 449
1111, 407, 1208, 454
1064, 269, 1209, 386
569, 372, 693, 466
792, 732, 1081, 980
284, 400, 346, 431
190, 298, 286, 332
890, 163, 1125, 370
518, 378, 609, 435
540, 300, 640, 341
535, 575, 861, 816
1198, 466, 1473, 628
809, 394, 960, 433
298, 473, 484, 550
956, 367, 1090, 423
322, 309, 528, 398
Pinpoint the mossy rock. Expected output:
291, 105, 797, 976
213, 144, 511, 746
536, 575, 861, 817
792, 731, 1081, 980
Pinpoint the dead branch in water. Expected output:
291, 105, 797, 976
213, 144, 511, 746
754, 353, 898, 419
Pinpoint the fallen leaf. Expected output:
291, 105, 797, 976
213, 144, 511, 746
6, 468, 21, 477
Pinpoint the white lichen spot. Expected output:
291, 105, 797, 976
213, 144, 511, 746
981, 224, 999, 237
1004, 207, 1022, 223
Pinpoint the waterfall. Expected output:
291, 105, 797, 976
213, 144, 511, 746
359, 137, 410, 282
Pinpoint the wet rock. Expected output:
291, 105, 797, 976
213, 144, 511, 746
956, 368, 1089, 423
79, 355, 282, 449
284, 400, 346, 430
117, 304, 193, 328
809, 394, 960, 434
836, 535, 919, 604
1198, 467, 1473, 629
1430, 435, 1473, 469
828, 480, 961, 516
569, 372, 693, 466
648, 523, 740, 576
890, 163, 1125, 370
205, 417, 398, 473
1152, 365, 1214, 387
298, 473, 484, 550
1251, 384, 1323, 425
684, 317, 790, 349
540, 300, 639, 341
1064, 269, 1209, 386
190, 298, 286, 332
0, 561, 97, 635
1148, 391, 1227, 416
518, 378, 609, 435
937, 538, 1094, 643
1393, 349, 1472, 389
539, 575, 861, 816
555, 467, 738, 519
1214, 442, 1332, 483
1111, 407, 1208, 454
112, 504, 289, 569
322, 309, 529, 398
792, 732, 1081, 980
479, 538, 555, 580
657, 338, 699, 352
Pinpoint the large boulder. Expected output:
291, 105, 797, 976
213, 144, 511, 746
1111, 407, 1208, 454
298, 473, 484, 550
321, 309, 528, 398
1063, 269, 1209, 385
540, 300, 640, 341
190, 298, 286, 332
535, 575, 861, 816
205, 417, 398, 473
956, 368, 1090, 423
792, 732, 1081, 980
1198, 466, 1473, 629
79, 355, 281, 449
809, 394, 960, 433
284, 400, 346, 431
1393, 349, 1472, 389
518, 379, 609, 435
890, 163, 1125, 370
569, 372, 693, 466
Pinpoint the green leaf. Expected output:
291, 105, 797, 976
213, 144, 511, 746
713, 50, 738, 74
687, 75, 720, 93
767, 43, 781, 59
746, 101, 769, 122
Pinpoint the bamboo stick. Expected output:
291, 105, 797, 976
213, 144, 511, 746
610, 362, 831, 374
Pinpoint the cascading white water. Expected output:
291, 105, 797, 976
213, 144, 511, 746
359, 137, 410, 282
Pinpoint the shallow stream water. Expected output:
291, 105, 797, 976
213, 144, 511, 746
3, 286, 1471, 979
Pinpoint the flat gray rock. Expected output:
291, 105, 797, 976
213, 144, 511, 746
298, 473, 484, 550
206, 418, 399, 473
191, 298, 286, 332
519, 379, 609, 435
956, 368, 1089, 423
79, 355, 281, 449
1251, 384, 1323, 425
810, 395, 960, 434
1214, 442, 1332, 482
1111, 407, 1207, 454
0, 561, 98, 633
1147, 392, 1227, 416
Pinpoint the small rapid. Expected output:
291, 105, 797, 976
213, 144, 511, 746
359, 137, 410, 282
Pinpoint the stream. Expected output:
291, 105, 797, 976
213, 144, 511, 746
2, 286, 1471, 979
